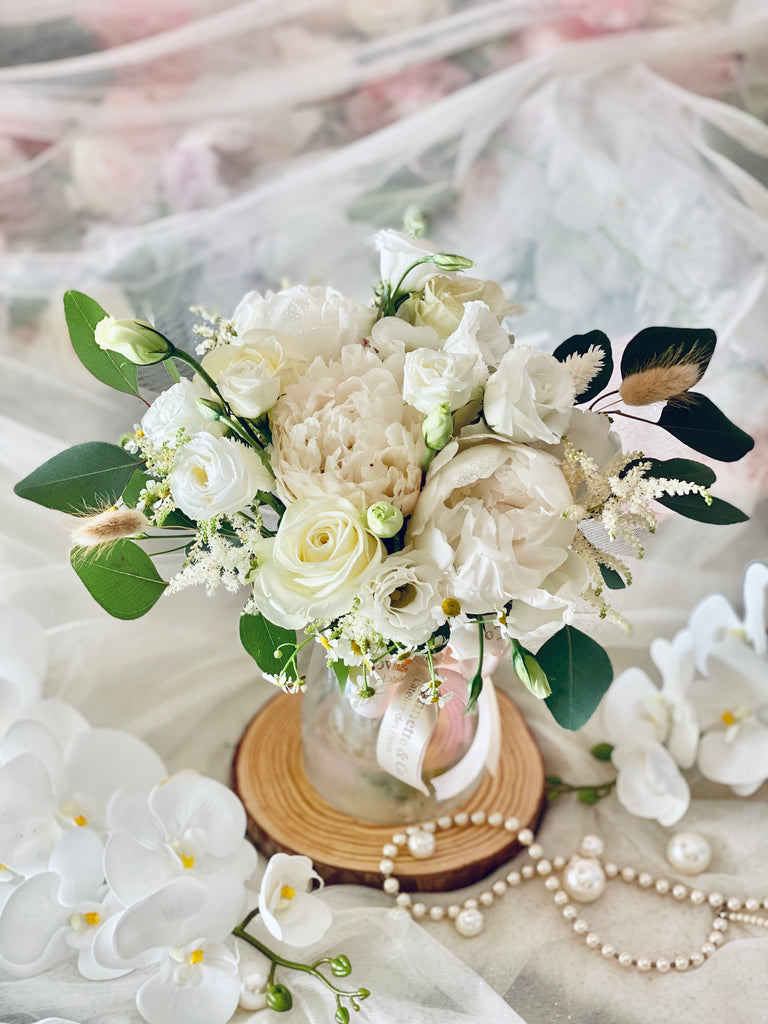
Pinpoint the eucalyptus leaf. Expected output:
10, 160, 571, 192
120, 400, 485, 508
63, 291, 141, 397
540, 626, 613, 731
598, 564, 626, 590
620, 326, 716, 381
658, 393, 755, 462
14, 442, 141, 513
239, 613, 298, 680
552, 330, 613, 403
70, 539, 167, 619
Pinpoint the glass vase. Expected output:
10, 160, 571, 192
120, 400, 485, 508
300, 641, 487, 824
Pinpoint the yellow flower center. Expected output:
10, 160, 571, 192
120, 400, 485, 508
390, 584, 417, 610
189, 948, 204, 964
722, 710, 736, 727
441, 598, 461, 617
192, 466, 208, 486
281, 885, 296, 901
84, 912, 100, 926
180, 853, 195, 869
74, 815, 87, 827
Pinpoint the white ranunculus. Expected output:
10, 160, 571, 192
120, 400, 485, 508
443, 301, 512, 373
258, 853, 332, 948
375, 229, 456, 293
485, 346, 576, 444
361, 552, 447, 648
404, 275, 516, 338
406, 442, 575, 614
168, 434, 274, 520
402, 348, 477, 414
271, 346, 426, 514
202, 338, 285, 419
141, 378, 225, 448
231, 286, 374, 368
250, 496, 383, 628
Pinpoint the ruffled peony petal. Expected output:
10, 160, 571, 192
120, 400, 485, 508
0, 872, 69, 972
104, 831, 180, 907
149, 772, 246, 859
136, 948, 240, 1024
48, 828, 104, 906
613, 742, 690, 827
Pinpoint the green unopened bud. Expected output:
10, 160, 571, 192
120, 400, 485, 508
356, 988, 371, 1000
266, 983, 293, 1012
94, 316, 173, 365
422, 402, 453, 451
366, 501, 403, 539
330, 954, 352, 977
591, 742, 614, 762
431, 252, 475, 272
196, 397, 224, 421
510, 639, 551, 699
335, 1008, 350, 1024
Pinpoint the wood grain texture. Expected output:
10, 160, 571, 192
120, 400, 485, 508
233, 689, 546, 892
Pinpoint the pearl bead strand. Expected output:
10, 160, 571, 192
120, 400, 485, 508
379, 814, 768, 973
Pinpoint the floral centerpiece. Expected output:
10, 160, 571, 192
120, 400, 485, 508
15, 225, 754, 762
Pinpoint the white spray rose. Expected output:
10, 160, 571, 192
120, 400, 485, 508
141, 378, 225, 448
168, 434, 273, 520
361, 552, 447, 648
403, 275, 516, 338
202, 337, 285, 419
407, 441, 576, 614
250, 496, 383, 628
484, 346, 576, 444
402, 347, 477, 413
271, 346, 426, 514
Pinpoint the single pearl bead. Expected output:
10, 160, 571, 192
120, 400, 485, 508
690, 889, 705, 905
407, 830, 436, 860
690, 951, 705, 968
455, 907, 484, 937
712, 918, 728, 932
600, 944, 615, 959
239, 973, 269, 1011
585, 932, 601, 949
507, 871, 521, 886
573, 919, 589, 935
672, 884, 688, 901
617, 952, 633, 968
580, 835, 605, 858
479, 891, 494, 908
666, 832, 711, 875
463, 898, 478, 910
421, 820, 437, 832
396, 893, 411, 907
674, 956, 690, 971
563, 905, 578, 920
453, 811, 469, 826
708, 892, 724, 908
638, 873, 653, 889
701, 941, 716, 957
382, 843, 399, 859
726, 896, 742, 911
447, 904, 460, 919
527, 843, 544, 861
488, 812, 504, 827
636, 957, 652, 972
708, 932, 724, 947
392, 833, 407, 846
383, 878, 399, 895
437, 816, 453, 830
621, 867, 636, 883
746, 898, 761, 912
544, 876, 560, 891
412, 902, 426, 918
504, 817, 520, 832
563, 858, 606, 904
518, 828, 535, 845
536, 860, 552, 877
379, 858, 395, 874
521, 865, 535, 880
604, 862, 619, 879
492, 880, 507, 897
656, 879, 670, 895
553, 891, 569, 906
429, 906, 444, 921
655, 958, 671, 973
470, 810, 486, 825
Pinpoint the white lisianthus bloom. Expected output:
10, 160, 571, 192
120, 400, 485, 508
443, 301, 512, 373
361, 552, 447, 648
402, 348, 477, 413
258, 853, 332, 947
201, 337, 285, 419
168, 434, 274, 520
406, 442, 575, 614
231, 285, 374, 368
403, 274, 516, 338
271, 346, 425, 514
375, 229, 457, 293
250, 496, 383, 629
141, 378, 225, 448
484, 346, 576, 444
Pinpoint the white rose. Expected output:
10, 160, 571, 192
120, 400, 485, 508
168, 434, 274, 520
361, 552, 447, 648
375, 229, 456, 294
444, 301, 512, 373
403, 275, 517, 338
202, 337, 285, 419
231, 286, 374, 368
271, 345, 426, 514
406, 441, 576, 614
250, 496, 383, 628
141, 378, 225, 448
484, 346, 576, 444
403, 347, 477, 414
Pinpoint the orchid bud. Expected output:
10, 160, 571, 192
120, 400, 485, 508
422, 402, 453, 451
366, 501, 403, 539
431, 252, 475, 272
510, 639, 551, 699
94, 316, 173, 365
266, 983, 293, 1012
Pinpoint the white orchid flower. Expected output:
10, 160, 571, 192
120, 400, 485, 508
611, 741, 691, 827
92, 875, 244, 1024
258, 853, 332, 947
0, 701, 166, 876
0, 606, 46, 739
0, 827, 124, 979
104, 771, 257, 907
691, 638, 768, 796
688, 560, 768, 672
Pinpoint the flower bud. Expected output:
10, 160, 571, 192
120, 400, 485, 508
195, 397, 225, 421
431, 252, 475, 272
266, 983, 293, 1012
330, 954, 352, 977
366, 501, 403, 539
94, 316, 173, 365
510, 639, 551, 699
422, 402, 453, 451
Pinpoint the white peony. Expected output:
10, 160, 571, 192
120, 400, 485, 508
231, 285, 374, 368
141, 378, 225, 448
271, 346, 426, 514
402, 347, 477, 413
484, 345, 576, 444
250, 496, 383, 628
361, 552, 447, 648
202, 337, 285, 419
406, 441, 576, 614
504, 551, 588, 646
168, 434, 274, 520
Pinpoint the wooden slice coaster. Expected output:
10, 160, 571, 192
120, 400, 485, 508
233, 689, 545, 892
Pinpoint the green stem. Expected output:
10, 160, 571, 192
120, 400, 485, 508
163, 358, 182, 384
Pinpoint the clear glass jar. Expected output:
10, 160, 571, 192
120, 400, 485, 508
300, 642, 484, 824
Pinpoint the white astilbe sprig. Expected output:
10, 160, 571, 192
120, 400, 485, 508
561, 345, 605, 395
167, 517, 263, 595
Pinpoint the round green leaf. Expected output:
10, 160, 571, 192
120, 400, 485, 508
658, 393, 755, 462
71, 539, 167, 619
240, 612, 297, 680
64, 291, 141, 397
540, 626, 613, 731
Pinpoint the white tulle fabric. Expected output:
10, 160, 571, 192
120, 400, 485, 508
1, 2, 768, 1022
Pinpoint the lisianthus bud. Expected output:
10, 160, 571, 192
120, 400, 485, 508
431, 253, 475, 272
195, 396, 225, 421
94, 316, 173, 365
422, 402, 453, 451
366, 501, 403, 539
510, 639, 551, 699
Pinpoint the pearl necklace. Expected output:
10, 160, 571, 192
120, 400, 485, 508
378, 810, 768, 973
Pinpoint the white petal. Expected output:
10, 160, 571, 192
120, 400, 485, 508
698, 720, 768, 787
49, 828, 104, 905
77, 937, 132, 981
613, 743, 690, 826
688, 594, 741, 673
0, 607, 47, 682
91, 910, 159, 972
104, 831, 180, 906
107, 788, 167, 846
0, 719, 65, 780
0, 872, 69, 972
667, 700, 700, 770
270, 890, 333, 947
182, 875, 248, 945
112, 877, 208, 958
600, 668, 661, 746
17, 700, 90, 753
137, 950, 240, 1024
0, 752, 58, 874
149, 773, 247, 859
743, 561, 768, 655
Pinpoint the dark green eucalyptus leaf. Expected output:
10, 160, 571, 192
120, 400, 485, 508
624, 456, 747, 524
552, 330, 613, 403
540, 626, 613, 731
239, 612, 297, 680
658, 393, 754, 462
598, 564, 626, 590
14, 442, 141, 513
620, 326, 716, 382
63, 290, 141, 397
71, 539, 167, 619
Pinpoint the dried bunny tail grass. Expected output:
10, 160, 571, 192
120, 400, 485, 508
71, 507, 150, 548
562, 346, 605, 395
619, 362, 700, 406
